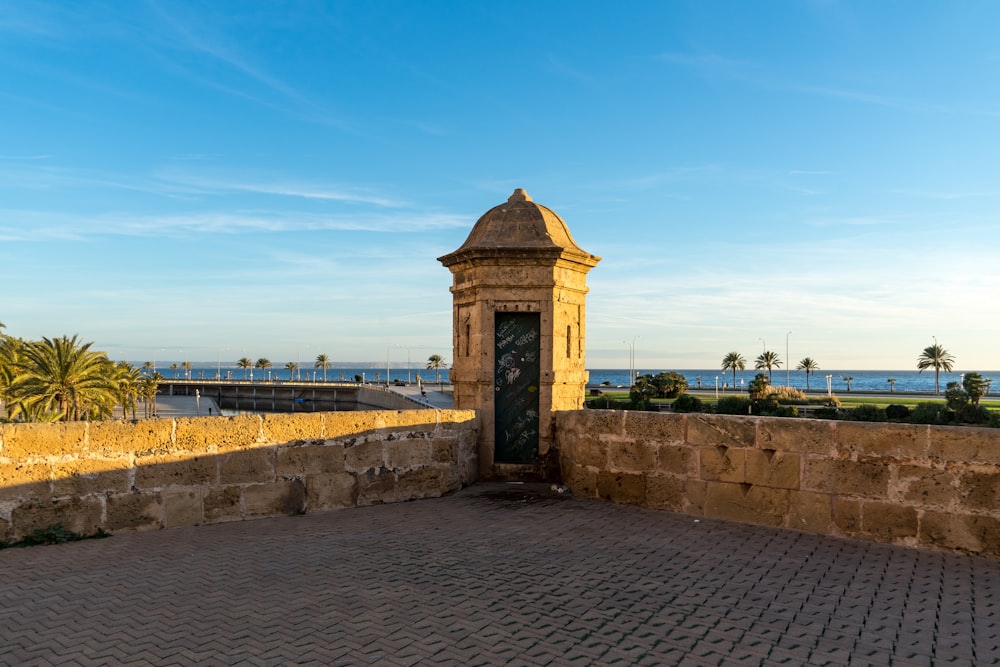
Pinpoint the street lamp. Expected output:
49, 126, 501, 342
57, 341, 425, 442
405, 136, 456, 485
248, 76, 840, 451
715, 376, 719, 400
786, 331, 792, 387
622, 336, 639, 385
396, 344, 412, 383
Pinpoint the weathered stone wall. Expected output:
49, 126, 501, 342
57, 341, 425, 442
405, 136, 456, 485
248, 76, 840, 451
0, 409, 479, 542
557, 410, 1000, 557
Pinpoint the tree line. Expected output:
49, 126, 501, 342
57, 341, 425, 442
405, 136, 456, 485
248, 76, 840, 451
1, 323, 451, 423
0, 328, 159, 423
717, 341, 982, 394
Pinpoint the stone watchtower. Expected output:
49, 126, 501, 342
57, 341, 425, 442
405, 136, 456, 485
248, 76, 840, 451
438, 189, 600, 480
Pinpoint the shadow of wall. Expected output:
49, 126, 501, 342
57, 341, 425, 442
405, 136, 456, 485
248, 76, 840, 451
0, 409, 479, 542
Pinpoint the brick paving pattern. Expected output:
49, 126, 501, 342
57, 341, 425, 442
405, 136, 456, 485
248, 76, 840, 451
2, 483, 999, 666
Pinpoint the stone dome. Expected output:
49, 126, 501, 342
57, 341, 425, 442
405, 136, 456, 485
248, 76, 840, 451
438, 188, 600, 267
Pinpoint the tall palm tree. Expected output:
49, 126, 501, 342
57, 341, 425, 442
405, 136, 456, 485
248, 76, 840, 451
7, 335, 118, 421
255, 358, 272, 381
917, 343, 955, 394
284, 361, 298, 381
141, 361, 154, 376
887, 378, 897, 393
721, 352, 746, 389
182, 361, 193, 379
754, 351, 781, 382
314, 354, 331, 382
426, 354, 446, 388
796, 357, 819, 391
139, 373, 161, 418
170, 363, 179, 379
112, 361, 142, 420
842, 376, 854, 392
0, 334, 25, 420
237, 357, 253, 380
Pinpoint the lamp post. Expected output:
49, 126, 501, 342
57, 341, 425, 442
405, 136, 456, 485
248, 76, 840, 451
786, 331, 792, 387
622, 336, 639, 385
715, 376, 719, 400
396, 344, 411, 383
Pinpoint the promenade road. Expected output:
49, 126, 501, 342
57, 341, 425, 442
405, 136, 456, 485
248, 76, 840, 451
2, 483, 999, 666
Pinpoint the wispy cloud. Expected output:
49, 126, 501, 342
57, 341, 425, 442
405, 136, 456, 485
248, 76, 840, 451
0, 208, 470, 239
545, 55, 593, 83
143, 2, 354, 131
154, 168, 405, 207
890, 188, 1000, 200
609, 165, 722, 192
657, 48, 995, 117
656, 51, 758, 76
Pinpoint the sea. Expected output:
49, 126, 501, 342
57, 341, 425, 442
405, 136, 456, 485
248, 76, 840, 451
150, 364, 996, 395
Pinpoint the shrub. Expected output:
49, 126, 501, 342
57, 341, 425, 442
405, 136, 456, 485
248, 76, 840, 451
911, 402, 947, 424
747, 373, 770, 401
885, 404, 911, 421
812, 407, 839, 419
586, 396, 626, 410
842, 404, 886, 422
716, 396, 751, 415
768, 386, 807, 403
752, 396, 797, 417
672, 394, 704, 413
634, 371, 689, 398
945, 382, 968, 411
958, 404, 993, 426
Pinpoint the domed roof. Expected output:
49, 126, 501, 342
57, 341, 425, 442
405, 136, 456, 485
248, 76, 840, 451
438, 188, 600, 268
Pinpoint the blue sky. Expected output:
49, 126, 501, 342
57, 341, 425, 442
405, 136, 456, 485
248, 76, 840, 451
1, 1, 998, 371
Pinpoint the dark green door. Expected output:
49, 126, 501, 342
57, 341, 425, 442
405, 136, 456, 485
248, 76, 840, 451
494, 312, 541, 463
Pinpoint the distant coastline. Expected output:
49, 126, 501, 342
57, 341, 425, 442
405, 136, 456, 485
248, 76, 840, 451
147, 364, 995, 395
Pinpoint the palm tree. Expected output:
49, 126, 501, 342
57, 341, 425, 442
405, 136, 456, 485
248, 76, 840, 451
426, 354, 446, 389
237, 357, 253, 380
796, 357, 819, 391
7, 335, 118, 421
754, 351, 781, 382
721, 352, 746, 390
170, 363, 179, 379
112, 361, 142, 420
963, 372, 988, 406
285, 361, 298, 381
887, 378, 897, 393
842, 376, 854, 392
139, 373, 161, 418
141, 361, 154, 376
917, 343, 955, 394
0, 334, 25, 420
314, 354, 332, 382
255, 358, 272, 381
182, 361, 193, 379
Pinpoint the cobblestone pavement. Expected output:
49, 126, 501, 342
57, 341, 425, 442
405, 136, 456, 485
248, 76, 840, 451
2, 483, 999, 666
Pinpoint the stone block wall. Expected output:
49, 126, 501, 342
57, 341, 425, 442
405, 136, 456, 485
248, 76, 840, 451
556, 410, 1000, 557
0, 409, 479, 542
